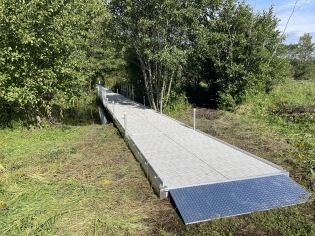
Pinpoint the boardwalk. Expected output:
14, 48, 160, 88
98, 86, 310, 224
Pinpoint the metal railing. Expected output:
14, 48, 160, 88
120, 84, 134, 101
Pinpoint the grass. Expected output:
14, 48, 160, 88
0, 124, 182, 235
175, 79, 315, 235
1, 79, 315, 235
176, 110, 315, 235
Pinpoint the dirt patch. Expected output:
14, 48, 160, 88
194, 107, 219, 120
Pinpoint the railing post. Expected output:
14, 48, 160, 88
193, 108, 196, 131
160, 101, 163, 114
112, 101, 115, 116
143, 96, 145, 108
124, 112, 127, 135
97, 81, 100, 97
132, 85, 134, 101
117, 88, 118, 94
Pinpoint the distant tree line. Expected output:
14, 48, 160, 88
286, 33, 315, 80
0, 0, 313, 126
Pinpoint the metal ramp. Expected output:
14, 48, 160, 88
170, 174, 310, 224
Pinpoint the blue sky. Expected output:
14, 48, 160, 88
246, 0, 315, 44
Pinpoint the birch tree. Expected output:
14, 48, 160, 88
109, 0, 200, 111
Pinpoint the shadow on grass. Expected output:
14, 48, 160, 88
0, 95, 105, 129
62, 103, 102, 126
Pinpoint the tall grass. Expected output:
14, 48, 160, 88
237, 79, 315, 190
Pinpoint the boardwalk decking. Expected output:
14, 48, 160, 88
98, 86, 310, 224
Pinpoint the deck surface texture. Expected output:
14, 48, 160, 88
101, 88, 284, 189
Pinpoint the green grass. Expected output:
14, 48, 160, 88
0, 125, 181, 235
238, 80, 315, 191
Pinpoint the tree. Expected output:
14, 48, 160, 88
0, 0, 119, 125
110, 0, 290, 111
185, 1, 289, 109
296, 33, 315, 63
287, 33, 315, 80
109, 0, 202, 111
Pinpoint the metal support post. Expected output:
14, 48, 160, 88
132, 85, 134, 101
130, 85, 131, 99
160, 101, 163, 114
112, 101, 115, 116
97, 81, 100, 96
143, 96, 145, 108
124, 112, 127, 135
193, 108, 196, 131
117, 88, 118, 94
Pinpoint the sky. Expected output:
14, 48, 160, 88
246, 0, 315, 44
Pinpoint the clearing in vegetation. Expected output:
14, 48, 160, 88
1, 79, 315, 235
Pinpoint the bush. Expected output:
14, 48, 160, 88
217, 92, 237, 111
163, 91, 190, 117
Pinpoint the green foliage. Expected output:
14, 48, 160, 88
217, 92, 237, 111
110, 0, 291, 111
185, 1, 289, 109
241, 79, 315, 190
296, 137, 315, 169
0, 0, 124, 126
287, 33, 315, 80
109, 0, 202, 111
163, 91, 190, 117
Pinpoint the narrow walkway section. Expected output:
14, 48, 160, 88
98, 86, 310, 224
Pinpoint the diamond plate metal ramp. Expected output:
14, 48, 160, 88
170, 174, 310, 224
